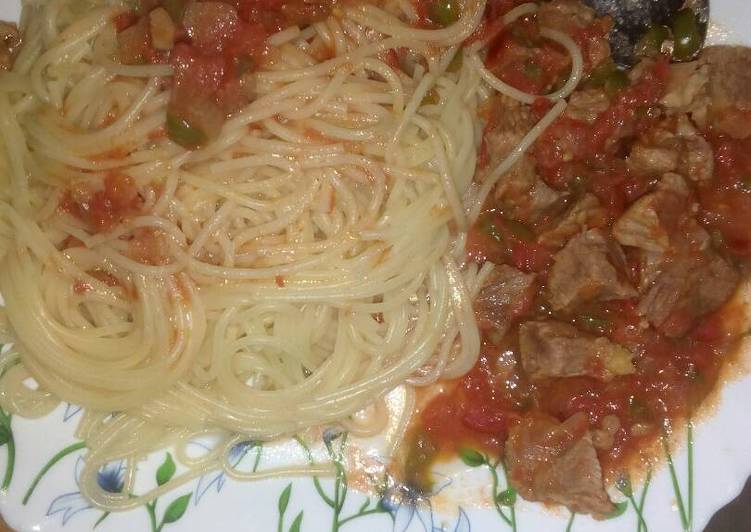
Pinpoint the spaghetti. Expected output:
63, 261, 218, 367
0, 0, 582, 510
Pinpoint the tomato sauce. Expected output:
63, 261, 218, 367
60, 174, 143, 233
402, 8, 749, 496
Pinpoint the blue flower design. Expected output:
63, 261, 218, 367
322, 427, 344, 446
96, 461, 125, 493
47, 457, 124, 526
193, 440, 255, 504
62, 403, 82, 423
453, 508, 471, 532
379, 473, 457, 532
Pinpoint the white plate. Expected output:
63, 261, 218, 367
0, 1, 750, 531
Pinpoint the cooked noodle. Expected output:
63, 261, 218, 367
0, 0, 582, 510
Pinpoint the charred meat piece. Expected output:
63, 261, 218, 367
519, 320, 634, 380
505, 412, 615, 517
546, 229, 636, 312
475, 265, 536, 335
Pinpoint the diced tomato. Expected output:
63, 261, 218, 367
61, 174, 143, 233
485, 17, 570, 96
534, 58, 670, 183
117, 17, 153, 64
113, 11, 139, 32
183, 2, 240, 54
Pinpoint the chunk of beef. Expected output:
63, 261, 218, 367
702, 46, 751, 112
627, 143, 679, 175
0, 22, 20, 71
674, 116, 714, 182
639, 249, 739, 337
538, 194, 607, 248
700, 46, 751, 138
480, 94, 535, 182
519, 320, 634, 380
612, 173, 690, 253
505, 412, 615, 517
492, 154, 564, 224
627, 118, 713, 182
547, 229, 636, 312
475, 266, 536, 335
481, 95, 563, 222
566, 89, 610, 124
661, 61, 709, 117
614, 175, 738, 336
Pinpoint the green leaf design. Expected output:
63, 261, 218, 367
156, 453, 176, 487
0, 425, 10, 446
458, 448, 485, 467
289, 511, 303, 532
496, 487, 517, 507
162, 493, 191, 525
606, 501, 628, 519
279, 483, 292, 515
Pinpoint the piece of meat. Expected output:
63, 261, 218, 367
566, 88, 610, 124
546, 229, 636, 312
627, 117, 713, 182
480, 94, 535, 181
699, 46, 751, 138
702, 46, 751, 112
674, 115, 714, 182
519, 320, 634, 380
0, 22, 21, 71
661, 61, 709, 119
612, 173, 690, 253
639, 249, 739, 337
538, 194, 608, 248
475, 265, 536, 335
627, 143, 679, 175
492, 154, 565, 223
505, 412, 615, 517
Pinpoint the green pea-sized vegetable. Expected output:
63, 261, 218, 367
575, 313, 611, 335
480, 215, 503, 243
603, 69, 629, 98
671, 8, 702, 61
585, 61, 629, 98
504, 218, 534, 241
635, 24, 670, 58
166, 113, 207, 149
431, 0, 459, 27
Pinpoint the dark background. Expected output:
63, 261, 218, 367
704, 477, 751, 532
